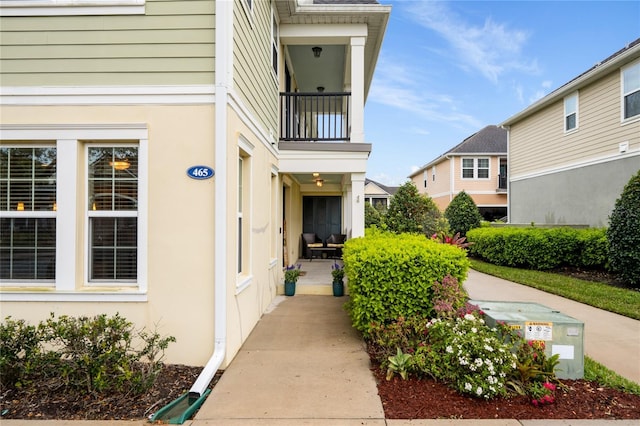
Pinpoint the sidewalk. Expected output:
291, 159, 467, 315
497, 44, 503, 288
3, 271, 638, 426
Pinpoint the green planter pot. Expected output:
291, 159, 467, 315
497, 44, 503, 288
284, 281, 296, 296
332, 279, 344, 297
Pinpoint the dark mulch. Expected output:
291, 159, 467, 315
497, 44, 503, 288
0, 365, 221, 421
371, 363, 640, 420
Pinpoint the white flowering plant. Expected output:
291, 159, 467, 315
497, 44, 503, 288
413, 313, 516, 399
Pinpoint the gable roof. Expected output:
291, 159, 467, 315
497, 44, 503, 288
408, 125, 507, 177
365, 178, 399, 196
502, 37, 640, 126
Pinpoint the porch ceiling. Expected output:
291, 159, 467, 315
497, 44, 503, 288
292, 172, 344, 186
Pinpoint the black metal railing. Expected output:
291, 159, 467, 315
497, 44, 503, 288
497, 174, 508, 190
280, 92, 350, 142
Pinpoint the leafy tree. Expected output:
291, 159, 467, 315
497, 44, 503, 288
385, 181, 444, 236
364, 201, 382, 228
444, 191, 482, 237
607, 170, 640, 288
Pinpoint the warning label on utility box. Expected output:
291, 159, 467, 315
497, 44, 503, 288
525, 322, 553, 341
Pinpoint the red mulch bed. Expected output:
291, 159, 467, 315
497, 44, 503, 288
372, 364, 640, 420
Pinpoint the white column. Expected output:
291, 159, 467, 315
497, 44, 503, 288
344, 183, 352, 236
351, 173, 365, 238
56, 140, 77, 291
350, 36, 365, 143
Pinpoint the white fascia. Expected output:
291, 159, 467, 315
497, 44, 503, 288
279, 23, 367, 45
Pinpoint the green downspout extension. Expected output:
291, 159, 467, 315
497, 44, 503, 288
149, 390, 211, 424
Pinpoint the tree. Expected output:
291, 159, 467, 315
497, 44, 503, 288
364, 201, 383, 228
607, 170, 640, 288
444, 191, 482, 237
385, 181, 444, 236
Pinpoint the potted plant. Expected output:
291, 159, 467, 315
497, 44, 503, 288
331, 262, 345, 297
284, 264, 301, 296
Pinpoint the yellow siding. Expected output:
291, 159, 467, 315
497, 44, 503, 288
232, 0, 279, 138
510, 70, 640, 178
0, 0, 215, 86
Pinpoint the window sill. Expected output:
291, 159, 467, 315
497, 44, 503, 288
0, 290, 147, 302
0, 0, 145, 16
236, 274, 253, 294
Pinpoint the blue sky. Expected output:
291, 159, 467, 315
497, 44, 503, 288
364, 0, 640, 186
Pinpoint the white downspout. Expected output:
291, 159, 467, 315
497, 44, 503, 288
189, 0, 230, 398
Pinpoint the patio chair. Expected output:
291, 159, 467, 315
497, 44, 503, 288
301, 233, 323, 259
326, 233, 346, 258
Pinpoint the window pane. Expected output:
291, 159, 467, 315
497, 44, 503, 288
90, 217, 137, 281
462, 169, 474, 179
0, 218, 56, 281
478, 169, 489, 179
1, 147, 56, 212
566, 113, 577, 130
624, 91, 640, 119
623, 62, 640, 93
478, 159, 489, 168
88, 147, 138, 211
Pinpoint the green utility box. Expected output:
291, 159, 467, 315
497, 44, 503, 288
470, 300, 584, 379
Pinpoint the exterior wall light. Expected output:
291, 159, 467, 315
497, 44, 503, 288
312, 46, 322, 58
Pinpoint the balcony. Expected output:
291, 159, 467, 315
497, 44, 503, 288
280, 92, 350, 142
497, 174, 508, 192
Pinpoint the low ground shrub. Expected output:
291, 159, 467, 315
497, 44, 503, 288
343, 229, 469, 336
466, 227, 608, 270
0, 313, 175, 395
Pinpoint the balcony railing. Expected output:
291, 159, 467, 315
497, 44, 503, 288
497, 173, 508, 191
280, 92, 350, 142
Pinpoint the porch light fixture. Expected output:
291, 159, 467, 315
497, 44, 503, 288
316, 179, 324, 187
17, 202, 25, 211
313, 172, 320, 177
316, 86, 325, 93
109, 160, 130, 170
312, 46, 322, 58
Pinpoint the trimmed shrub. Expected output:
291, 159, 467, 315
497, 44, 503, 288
0, 313, 175, 395
607, 170, 640, 288
343, 229, 470, 336
444, 191, 482, 237
467, 227, 608, 270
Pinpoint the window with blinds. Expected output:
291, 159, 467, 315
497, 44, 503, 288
87, 146, 138, 282
0, 147, 57, 281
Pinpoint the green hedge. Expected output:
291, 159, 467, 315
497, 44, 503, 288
343, 230, 470, 336
466, 227, 608, 270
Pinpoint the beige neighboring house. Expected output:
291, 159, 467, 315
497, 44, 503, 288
502, 38, 640, 227
0, 0, 391, 393
409, 125, 508, 221
364, 178, 398, 209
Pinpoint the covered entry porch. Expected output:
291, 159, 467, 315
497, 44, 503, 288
277, 258, 347, 296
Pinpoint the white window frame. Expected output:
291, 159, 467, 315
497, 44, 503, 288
86, 144, 139, 286
423, 170, 427, 188
271, 6, 280, 81
0, 144, 57, 286
0, 0, 145, 16
236, 136, 254, 293
432, 166, 436, 182
461, 157, 490, 180
564, 92, 579, 132
0, 124, 147, 302
621, 59, 640, 122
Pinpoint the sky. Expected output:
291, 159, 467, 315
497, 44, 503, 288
364, 0, 640, 186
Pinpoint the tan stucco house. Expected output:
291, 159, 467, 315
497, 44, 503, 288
408, 125, 508, 221
502, 38, 640, 227
364, 178, 398, 209
0, 0, 391, 395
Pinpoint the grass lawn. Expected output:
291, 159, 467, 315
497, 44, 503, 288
469, 258, 640, 320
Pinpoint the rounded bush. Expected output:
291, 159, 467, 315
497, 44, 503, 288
444, 191, 482, 237
607, 170, 640, 288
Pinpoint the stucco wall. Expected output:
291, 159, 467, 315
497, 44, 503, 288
509, 155, 639, 227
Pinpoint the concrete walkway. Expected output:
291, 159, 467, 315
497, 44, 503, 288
3, 270, 638, 426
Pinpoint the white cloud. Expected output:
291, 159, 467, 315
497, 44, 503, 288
406, 1, 538, 83
369, 55, 483, 129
